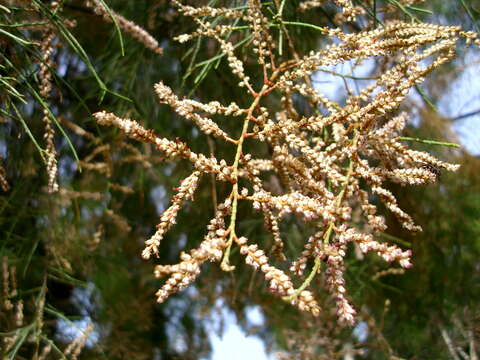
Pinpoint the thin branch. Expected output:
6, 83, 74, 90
399, 137, 461, 148
451, 108, 480, 121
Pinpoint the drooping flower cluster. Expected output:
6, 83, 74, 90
142, 171, 201, 259
38, 1, 62, 193
86, 0, 163, 55
94, 1, 472, 325
1, 257, 93, 358
154, 199, 231, 303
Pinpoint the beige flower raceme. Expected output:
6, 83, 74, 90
94, 0, 473, 325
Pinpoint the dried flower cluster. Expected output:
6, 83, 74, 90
38, 1, 62, 193
0, 157, 9, 192
93, 1, 475, 325
86, 0, 163, 55
1, 257, 92, 359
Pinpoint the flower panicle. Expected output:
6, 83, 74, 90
86, 0, 163, 55
93, 1, 466, 325
142, 171, 202, 259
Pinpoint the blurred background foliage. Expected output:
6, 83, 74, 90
0, 0, 479, 359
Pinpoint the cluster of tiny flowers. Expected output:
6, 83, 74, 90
333, 0, 363, 22
154, 82, 235, 140
262, 206, 286, 261
237, 236, 321, 316
290, 232, 322, 276
323, 244, 356, 326
2, 258, 24, 352
38, 1, 61, 193
154, 201, 231, 303
174, 1, 253, 89
2, 257, 93, 359
94, 111, 235, 182
94, 1, 469, 324
298, 0, 326, 12
63, 322, 94, 360
2, 255, 94, 358
105, 209, 132, 233
0, 158, 9, 192
142, 171, 201, 259
246, 0, 275, 66
86, 0, 163, 55
372, 267, 405, 281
